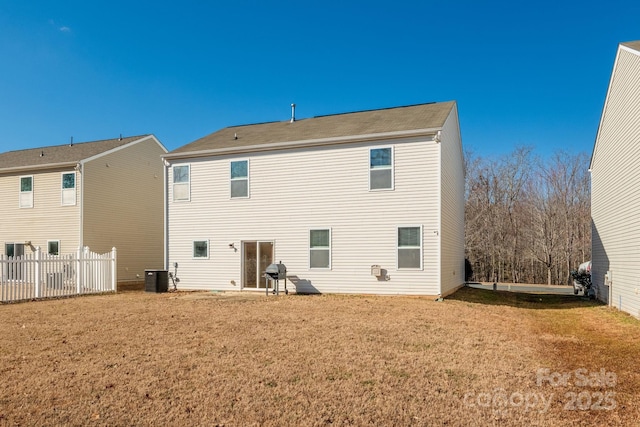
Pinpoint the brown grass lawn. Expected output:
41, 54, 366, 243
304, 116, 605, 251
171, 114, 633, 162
1, 287, 639, 426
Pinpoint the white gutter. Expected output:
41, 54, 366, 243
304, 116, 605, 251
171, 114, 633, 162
163, 127, 442, 161
0, 161, 77, 175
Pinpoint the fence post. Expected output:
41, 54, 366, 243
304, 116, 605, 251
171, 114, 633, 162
76, 247, 83, 293
1, 254, 4, 301
35, 247, 42, 298
111, 247, 117, 291
84, 247, 90, 291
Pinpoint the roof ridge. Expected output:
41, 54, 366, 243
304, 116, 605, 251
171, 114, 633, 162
227, 121, 281, 129
4, 134, 150, 154
312, 102, 439, 119
222, 102, 443, 130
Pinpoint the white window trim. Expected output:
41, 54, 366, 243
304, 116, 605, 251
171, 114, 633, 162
309, 227, 331, 270
47, 240, 61, 256
230, 159, 250, 199
192, 239, 209, 259
369, 146, 394, 191
397, 225, 423, 270
19, 175, 34, 208
61, 172, 76, 206
172, 164, 191, 202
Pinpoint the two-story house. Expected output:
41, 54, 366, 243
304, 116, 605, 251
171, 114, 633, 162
163, 102, 465, 296
0, 135, 167, 286
591, 40, 640, 318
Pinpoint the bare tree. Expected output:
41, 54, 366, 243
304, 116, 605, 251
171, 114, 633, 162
464, 147, 591, 285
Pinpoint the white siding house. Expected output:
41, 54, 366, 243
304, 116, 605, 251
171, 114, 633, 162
164, 102, 465, 296
0, 135, 168, 285
591, 41, 640, 318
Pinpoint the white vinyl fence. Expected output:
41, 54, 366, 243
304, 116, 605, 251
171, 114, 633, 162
0, 246, 116, 303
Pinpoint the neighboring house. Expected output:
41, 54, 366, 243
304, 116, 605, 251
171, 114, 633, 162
163, 101, 465, 296
0, 135, 167, 285
591, 40, 640, 319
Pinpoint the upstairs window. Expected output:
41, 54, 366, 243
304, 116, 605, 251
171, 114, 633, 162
398, 226, 422, 269
20, 176, 33, 208
369, 147, 393, 190
61, 172, 76, 206
173, 165, 190, 201
230, 160, 249, 198
309, 229, 331, 269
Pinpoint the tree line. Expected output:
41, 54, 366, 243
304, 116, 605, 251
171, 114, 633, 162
465, 147, 591, 285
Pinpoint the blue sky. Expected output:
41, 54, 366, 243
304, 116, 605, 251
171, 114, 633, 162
1, 1, 638, 158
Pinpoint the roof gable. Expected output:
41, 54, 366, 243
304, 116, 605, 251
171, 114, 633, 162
0, 135, 151, 172
591, 41, 640, 169
169, 101, 456, 156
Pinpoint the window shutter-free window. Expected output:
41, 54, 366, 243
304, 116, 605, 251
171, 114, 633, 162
61, 172, 76, 205
370, 147, 393, 190
230, 160, 249, 198
20, 176, 33, 208
398, 226, 422, 269
310, 229, 331, 269
193, 240, 209, 258
48, 241, 60, 256
173, 165, 190, 201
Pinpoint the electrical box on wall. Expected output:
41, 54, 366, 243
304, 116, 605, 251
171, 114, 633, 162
371, 265, 381, 277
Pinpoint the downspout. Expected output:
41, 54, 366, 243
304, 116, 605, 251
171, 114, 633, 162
163, 159, 169, 271
435, 132, 442, 296
76, 162, 84, 250
608, 270, 613, 307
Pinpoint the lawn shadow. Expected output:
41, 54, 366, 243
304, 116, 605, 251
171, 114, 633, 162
448, 286, 605, 310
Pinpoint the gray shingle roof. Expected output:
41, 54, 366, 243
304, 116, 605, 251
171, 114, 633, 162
169, 101, 455, 156
0, 135, 150, 172
622, 40, 640, 52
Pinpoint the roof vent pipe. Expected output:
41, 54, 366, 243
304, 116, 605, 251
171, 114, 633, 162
290, 103, 296, 123
70, 136, 73, 147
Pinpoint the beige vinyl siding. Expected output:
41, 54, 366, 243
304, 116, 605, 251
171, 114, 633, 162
0, 168, 81, 255
591, 45, 640, 318
439, 107, 466, 296
168, 136, 443, 295
83, 136, 166, 281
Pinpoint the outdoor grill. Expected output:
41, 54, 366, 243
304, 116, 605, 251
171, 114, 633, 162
265, 263, 286, 281
264, 262, 287, 295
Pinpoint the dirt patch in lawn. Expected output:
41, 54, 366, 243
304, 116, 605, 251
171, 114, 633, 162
0, 288, 638, 426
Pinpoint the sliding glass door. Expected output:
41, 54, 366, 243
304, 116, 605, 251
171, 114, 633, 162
242, 241, 273, 289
